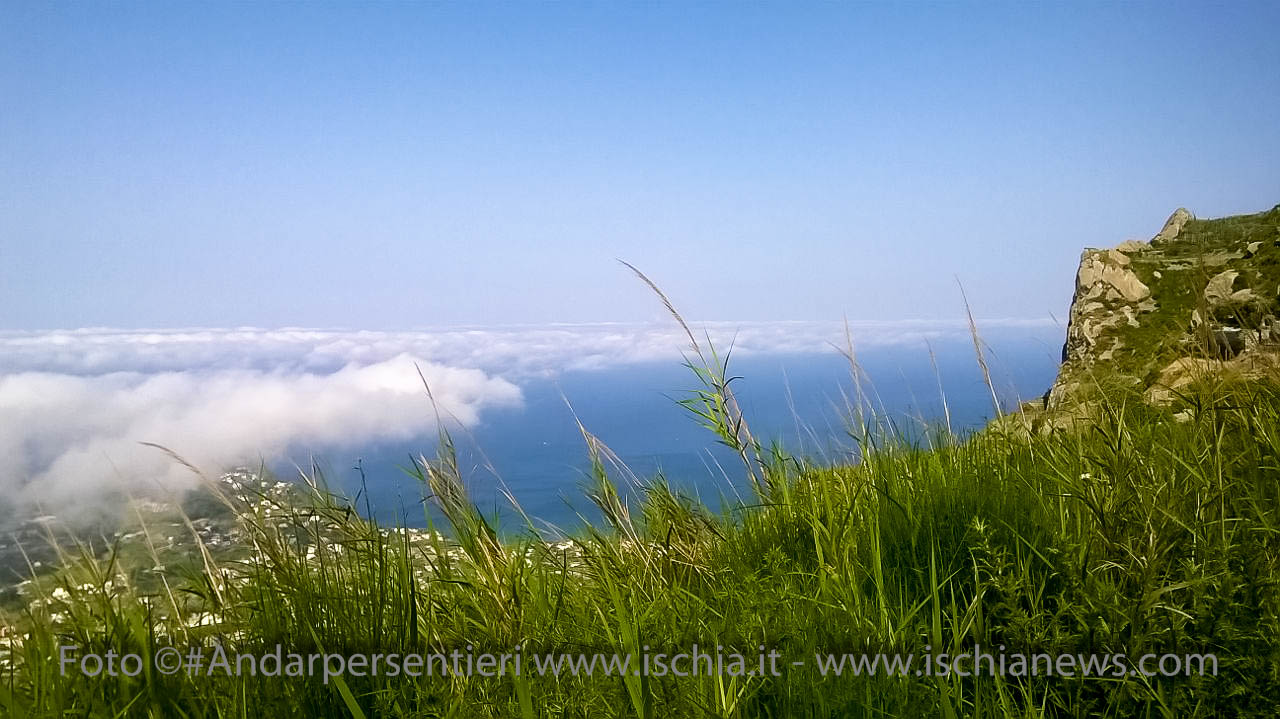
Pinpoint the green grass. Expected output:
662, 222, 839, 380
5, 271, 1280, 717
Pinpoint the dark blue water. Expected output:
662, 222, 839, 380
282, 331, 1061, 533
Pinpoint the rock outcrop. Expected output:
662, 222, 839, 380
1043, 203, 1280, 415
1152, 207, 1194, 244
1049, 242, 1158, 405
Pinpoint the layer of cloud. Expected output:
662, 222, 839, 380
0, 355, 520, 510
0, 319, 1057, 514
0, 318, 1058, 377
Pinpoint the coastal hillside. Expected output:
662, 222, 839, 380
7, 3, 1278, 717
4, 209, 1280, 718
1006, 204, 1280, 430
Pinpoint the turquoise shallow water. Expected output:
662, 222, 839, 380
283, 330, 1062, 532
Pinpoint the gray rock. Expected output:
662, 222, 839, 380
1201, 251, 1244, 267
1074, 249, 1150, 302
1075, 252, 1105, 289
1152, 207, 1194, 244
1107, 249, 1131, 266
1229, 288, 1258, 305
1102, 264, 1151, 302
1204, 270, 1239, 305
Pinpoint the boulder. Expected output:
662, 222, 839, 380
1107, 249, 1131, 266
1152, 207, 1194, 244
1076, 253, 1105, 289
1204, 270, 1239, 306
1229, 288, 1258, 305
1074, 249, 1150, 302
1101, 264, 1150, 302
1148, 357, 1225, 397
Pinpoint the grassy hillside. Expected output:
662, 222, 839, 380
5, 223, 1280, 717
4, 371, 1280, 717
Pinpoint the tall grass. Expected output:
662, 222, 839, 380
3, 296, 1280, 717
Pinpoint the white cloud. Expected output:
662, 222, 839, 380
0, 318, 1056, 377
0, 354, 520, 510
0, 319, 1058, 513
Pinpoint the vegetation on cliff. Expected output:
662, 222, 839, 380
1049, 204, 1280, 409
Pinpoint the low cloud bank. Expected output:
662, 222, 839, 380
0, 319, 1056, 377
0, 355, 520, 511
0, 319, 1055, 514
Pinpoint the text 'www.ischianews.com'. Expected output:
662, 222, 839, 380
57, 644, 1219, 684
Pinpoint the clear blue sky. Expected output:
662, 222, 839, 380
3, 1, 1278, 330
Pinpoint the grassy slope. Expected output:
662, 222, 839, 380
4, 381, 1280, 717
5, 217, 1280, 717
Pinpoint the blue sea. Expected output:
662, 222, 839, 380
293, 330, 1062, 533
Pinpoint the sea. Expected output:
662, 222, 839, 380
296, 329, 1062, 534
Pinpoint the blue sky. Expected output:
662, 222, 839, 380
3, 1, 1278, 330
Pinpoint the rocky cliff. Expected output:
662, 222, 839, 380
1034, 203, 1280, 423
